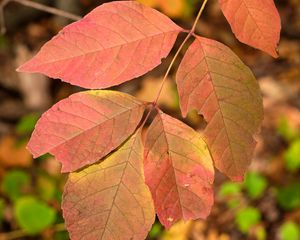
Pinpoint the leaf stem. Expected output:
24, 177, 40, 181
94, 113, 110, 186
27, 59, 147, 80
153, 0, 208, 107
191, 0, 208, 33
140, 0, 208, 127
0, 0, 81, 34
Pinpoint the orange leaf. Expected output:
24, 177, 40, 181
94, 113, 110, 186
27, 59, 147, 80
159, 0, 185, 18
176, 36, 263, 181
219, 0, 281, 57
27, 90, 145, 172
137, 0, 159, 8
0, 136, 32, 168
62, 132, 155, 239
17, 1, 182, 89
144, 111, 214, 228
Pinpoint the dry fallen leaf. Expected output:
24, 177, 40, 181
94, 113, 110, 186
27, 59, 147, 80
0, 135, 32, 168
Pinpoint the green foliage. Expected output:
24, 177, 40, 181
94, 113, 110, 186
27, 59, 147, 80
37, 174, 57, 201
219, 182, 242, 209
16, 113, 39, 135
276, 183, 300, 210
219, 182, 242, 197
1, 170, 30, 201
149, 222, 163, 238
14, 196, 56, 234
277, 118, 299, 142
279, 222, 300, 240
0, 198, 5, 221
255, 225, 266, 240
0, 35, 8, 50
244, 172, 267, 199
54, 231, 69, 240
284, 139, 300, 172
235, 207, 261, 233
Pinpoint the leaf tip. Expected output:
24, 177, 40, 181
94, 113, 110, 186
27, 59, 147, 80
26, 143, 39, 159
162, 217, 176, 229
16, 61, 32, 73
179, 108, 188, 119
265, 46, 279, 58
273, 46, 280, 58
16, 65, 24, 73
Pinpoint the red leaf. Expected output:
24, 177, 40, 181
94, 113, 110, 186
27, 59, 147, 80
17, 1, 182, 89
62, 132, 155, 240
176, 37, 263, 181
219, 0, 281, 57
144, 111, 214, 228
27, 90, 145, 172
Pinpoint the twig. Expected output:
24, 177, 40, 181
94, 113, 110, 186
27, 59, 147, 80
0, 223, 66, 240
0, 0, 81, 34
139, 0, 209, 127
153, 0, 209, 106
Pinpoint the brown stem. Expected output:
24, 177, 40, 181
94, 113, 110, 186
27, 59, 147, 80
0, 0, 81, 34
140, 0, 209, 127
0, 223, 66, 240
153, 0, 208, 107
190, 0, 208, 33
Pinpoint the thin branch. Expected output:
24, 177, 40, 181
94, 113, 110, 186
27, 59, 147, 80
0, 0, 81, 34
139, 0, 209, 127
0, 223, 66, 240
153, 0, 209, 106
191, 0, 208, 33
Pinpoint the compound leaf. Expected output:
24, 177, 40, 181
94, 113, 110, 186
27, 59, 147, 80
219, 0, 281, 57
62, 133, 155, 240
27, 90, 145, 172
144, 111, 214, 228
17, 1, 182, 89
176, 36, 263, 181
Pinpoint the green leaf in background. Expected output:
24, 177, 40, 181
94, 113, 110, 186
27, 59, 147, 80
279, 222, 300, 240
244, 172, 267, 199
1, 170, 30, 201
16, 113, 39, 135
14, 196, 56, 234
37, 173, 57, 201
277, 117, 299, 142
0, 35, 8, 50
255, 225, 266, 240
219, 182, 242, 197
277, 183, 300, 210
235, 207, 261, 233
0, 198, 5, 222
148, 222, 163, 239
284, 139, 300, 172
219, 182, 242, 209
54, 231, 69, 240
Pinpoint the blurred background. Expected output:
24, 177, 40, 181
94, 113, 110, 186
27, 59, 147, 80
0, 0, 299, 239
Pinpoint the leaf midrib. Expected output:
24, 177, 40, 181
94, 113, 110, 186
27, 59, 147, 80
37, 29, 180, 65
100, 135, 140, 239
197, 38, 243, 175
44, 102, 143, 156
